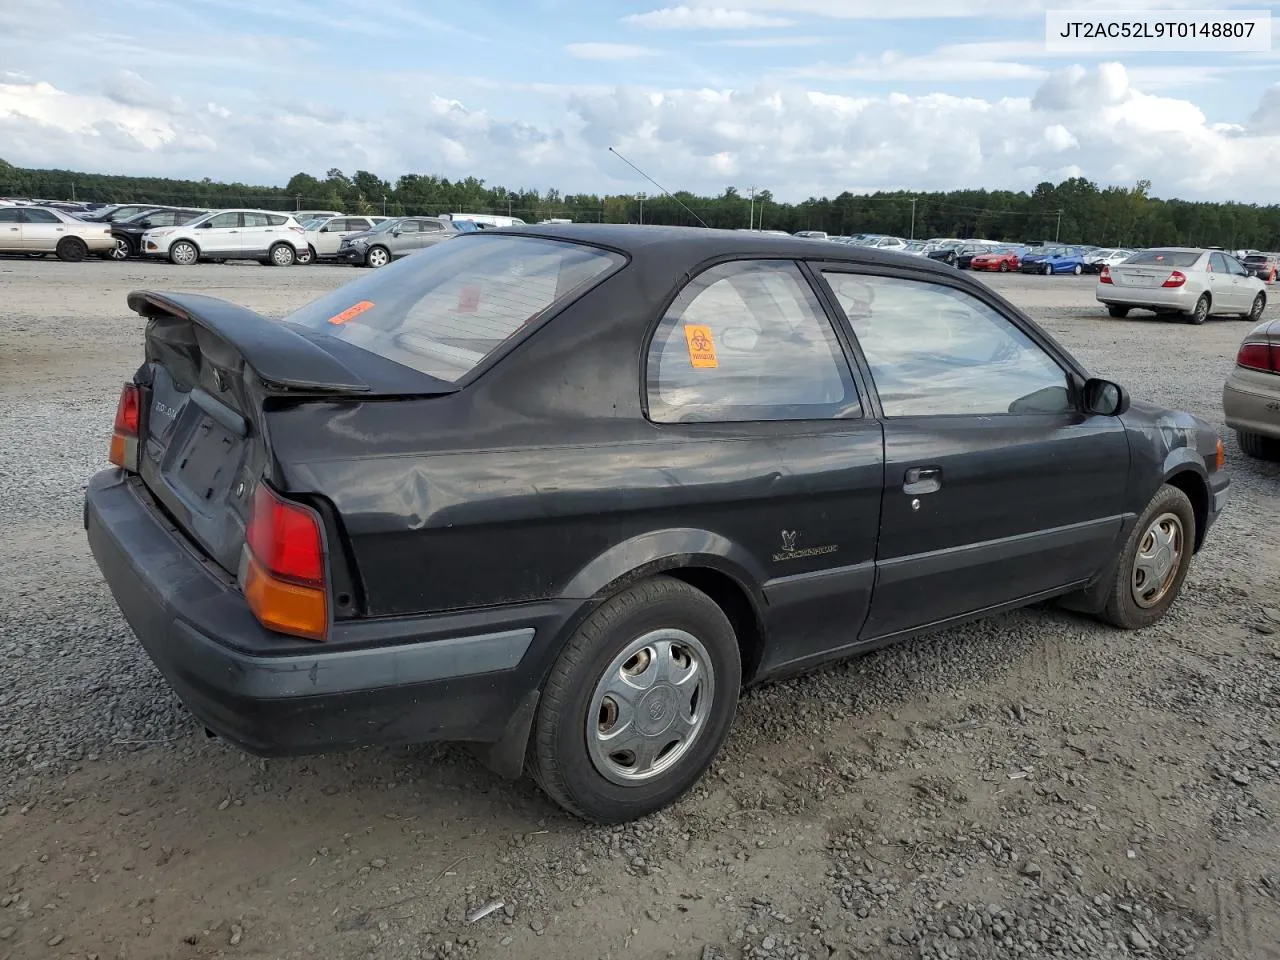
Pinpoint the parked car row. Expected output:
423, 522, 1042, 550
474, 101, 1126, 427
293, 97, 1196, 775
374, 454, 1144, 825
0, 200, 508, 267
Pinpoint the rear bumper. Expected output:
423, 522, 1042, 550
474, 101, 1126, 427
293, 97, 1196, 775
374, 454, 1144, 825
1223, 374, 1280, 440
84, 470, 577, 756
1095, 285, 1198, 311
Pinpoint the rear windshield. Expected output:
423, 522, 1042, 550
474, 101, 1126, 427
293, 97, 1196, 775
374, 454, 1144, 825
286, 234, 624, 382
1126, 250, 1200, 267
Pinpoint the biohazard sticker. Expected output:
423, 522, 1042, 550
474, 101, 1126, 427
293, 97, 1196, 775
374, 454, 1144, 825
683, 324, 718, 369
328, 300, 375, 325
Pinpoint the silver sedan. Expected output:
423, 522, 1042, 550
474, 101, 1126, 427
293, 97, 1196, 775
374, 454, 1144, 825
1096, 248, 1267, 325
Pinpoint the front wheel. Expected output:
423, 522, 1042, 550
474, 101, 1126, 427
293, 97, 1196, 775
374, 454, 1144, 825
1098, 485, 1196, 630
1184, 293, 1209, 325
55, 237, 87, 262
365, 245, 390, 268
998, 261, 1009, 272
528, 576, 741, 823
296, 245, 315, 265
1241, 292, 1265, 323
110, 236, 132, 261
1042, 263, 1053, 275
168, 240, 199, 265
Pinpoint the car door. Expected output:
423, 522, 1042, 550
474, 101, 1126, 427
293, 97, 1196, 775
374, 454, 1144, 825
817, 267, 1130, 640
240, 212, 276, 257
0, 208, 20, 252
318, 218, 362, 256
196, 212, 243, 255
644, 259, 885, 673
419, 219, 454, 248
1215, 253, 1252, 311
19, 208, 66, 251
390, 219, 423, 257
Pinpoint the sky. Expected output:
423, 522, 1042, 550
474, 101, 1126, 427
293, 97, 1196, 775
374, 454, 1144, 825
1, 0, 1279, 203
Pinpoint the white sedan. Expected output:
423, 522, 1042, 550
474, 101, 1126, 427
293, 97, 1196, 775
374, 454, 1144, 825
1096, 247, 1267, 325
0, 206, 115, 261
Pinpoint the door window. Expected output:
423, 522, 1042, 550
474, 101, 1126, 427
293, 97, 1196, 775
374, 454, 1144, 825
397, 220, 421, 233
0, 209, 20, 223
646, 260, 860, 423
243, 212, 270, 228
422, 220, 445, 233
822, 272, 1071, 417
22, 209, 60, 224
1208, 253, 1229, 273
1225, 257, 1249, 276
144, 211, 180, 227
206, 212, 240, 229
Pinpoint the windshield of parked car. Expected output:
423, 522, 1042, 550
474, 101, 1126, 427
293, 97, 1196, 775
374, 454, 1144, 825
287, 234, 624, 382
1126, 250, 1201, 267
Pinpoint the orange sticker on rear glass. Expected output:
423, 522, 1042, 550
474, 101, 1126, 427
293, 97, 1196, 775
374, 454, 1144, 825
328, 300, 375, 325
683, 324, 718, 369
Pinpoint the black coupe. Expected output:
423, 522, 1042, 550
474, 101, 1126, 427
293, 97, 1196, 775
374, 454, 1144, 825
85, 225, 1229, 823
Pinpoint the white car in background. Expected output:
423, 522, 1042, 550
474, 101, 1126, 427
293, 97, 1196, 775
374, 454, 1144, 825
1096, 247, 1267, 324
0, 206, 114, 261
142, 209, 310, 266
299, 215, 391, 263
290, 210, 343, 224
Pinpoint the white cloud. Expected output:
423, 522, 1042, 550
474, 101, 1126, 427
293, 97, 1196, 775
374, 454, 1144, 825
792, 51, 1048, 82
565, 42, 662, 60
1, 64, 1278, 205
707, 36, 827, 48
623, 6, 794, 29
678, 0, 1258, 18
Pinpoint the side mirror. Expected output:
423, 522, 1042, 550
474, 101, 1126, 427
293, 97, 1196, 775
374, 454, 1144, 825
197, 221, 212, 229
138, 221, 152, 229
391, 230, 402, 237
1082, 377, 1129, 417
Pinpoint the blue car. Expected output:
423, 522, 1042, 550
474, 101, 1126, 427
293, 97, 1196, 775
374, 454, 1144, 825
1019, 245, 1087, 275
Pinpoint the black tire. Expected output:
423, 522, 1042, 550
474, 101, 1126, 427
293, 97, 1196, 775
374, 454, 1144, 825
1238, 430, 1280, 461
1098, 485, 1196, 630
1240, 293, 1265, 323
1073, 264, 1083, 275
528, 576, 742, 823
55, 237, 87, 263
998, 261, 1009, 272
297, 245, 315, 265
268, 242, 296, 267
945, 253, 956, 266
1183, 293, 1209, 325
1107, 305, 1130, 318
1042, 263, 1053, 276
365, 245, 391, 268
168, 240, 199, 266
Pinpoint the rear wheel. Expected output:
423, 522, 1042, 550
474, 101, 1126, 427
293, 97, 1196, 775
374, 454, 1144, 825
1072, 264, 1083, 275
168, 241, 199, 266
528, 576, 741, 823
1183, 293, 1209, 325
1238, 430, 1280, 461
268, 243, 296, 267
1098, 484, 1196, 630
365, 245, 390, 268
1107, 305, 1130, 318
1241, 292, 1265, 323
55, 237, 87, 262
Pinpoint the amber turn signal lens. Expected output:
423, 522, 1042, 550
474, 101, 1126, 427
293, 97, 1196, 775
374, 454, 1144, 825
1215, 437, 1225, 472
243, 553, 328, 642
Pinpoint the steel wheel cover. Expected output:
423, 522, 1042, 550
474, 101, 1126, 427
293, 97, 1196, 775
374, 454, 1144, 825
586, 628, 715, 786
1131, 512, 1184, 608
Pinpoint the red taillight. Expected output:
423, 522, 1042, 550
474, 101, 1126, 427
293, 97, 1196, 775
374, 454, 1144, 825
246, 484, 324, 585
1162, 271, 1187, 288
1237, 341, 1280, 373
1099, 266, 1112, 284
109, 383, 140, 470
243, 483, 329, 641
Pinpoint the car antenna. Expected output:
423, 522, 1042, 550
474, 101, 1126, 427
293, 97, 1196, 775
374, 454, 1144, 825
608, 147, 709, 228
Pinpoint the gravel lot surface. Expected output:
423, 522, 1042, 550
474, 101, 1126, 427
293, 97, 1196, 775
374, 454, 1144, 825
1, 257, 1278, 960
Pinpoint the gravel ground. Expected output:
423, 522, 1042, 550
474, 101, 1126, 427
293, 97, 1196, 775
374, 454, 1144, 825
1, 257, 1278, 960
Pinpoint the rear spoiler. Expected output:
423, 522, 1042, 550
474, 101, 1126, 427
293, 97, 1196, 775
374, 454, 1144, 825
129, 291, 371, 394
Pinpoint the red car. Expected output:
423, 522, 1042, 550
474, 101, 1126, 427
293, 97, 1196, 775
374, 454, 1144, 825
969, 247, 1023, 272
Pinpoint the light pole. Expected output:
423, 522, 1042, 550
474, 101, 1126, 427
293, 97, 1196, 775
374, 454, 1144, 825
1055, 209, 1063, 242
909, 198, 917, 240
748, 185, 756, 231
637, 192, 645, 225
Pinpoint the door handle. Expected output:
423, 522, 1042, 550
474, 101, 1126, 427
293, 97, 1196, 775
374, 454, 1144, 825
903, 466, 942, 495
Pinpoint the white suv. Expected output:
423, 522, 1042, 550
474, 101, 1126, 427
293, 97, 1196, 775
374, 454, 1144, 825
142, 209, 309, 266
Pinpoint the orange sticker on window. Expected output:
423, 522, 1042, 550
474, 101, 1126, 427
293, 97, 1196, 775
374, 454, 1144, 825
328, 300, 375, 325
683, 324, 718, 369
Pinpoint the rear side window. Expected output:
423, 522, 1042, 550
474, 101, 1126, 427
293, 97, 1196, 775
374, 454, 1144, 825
1127, 250, 1201, 267
287, 235, 623, 382
646, 260, 860, 423
267, 214, 288, 226
23, 209, 60, 224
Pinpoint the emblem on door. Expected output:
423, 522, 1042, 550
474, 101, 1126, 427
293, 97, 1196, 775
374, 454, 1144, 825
772, 529, 837, 562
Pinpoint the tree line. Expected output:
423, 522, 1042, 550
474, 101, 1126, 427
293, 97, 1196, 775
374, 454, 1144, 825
2, 157, 1278, 249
